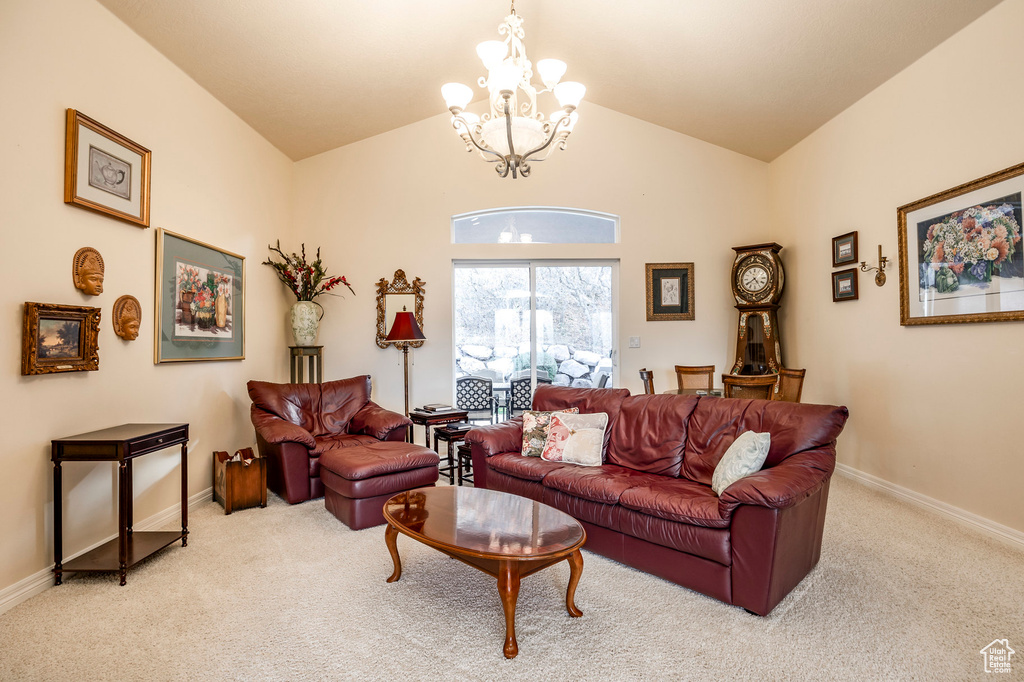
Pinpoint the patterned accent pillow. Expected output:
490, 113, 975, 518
521, 408, 579, 457
540, 412, 609, 467
711, 431, 771, 495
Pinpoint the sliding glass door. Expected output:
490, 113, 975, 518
453, 261, 616, 412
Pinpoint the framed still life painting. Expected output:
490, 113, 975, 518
155, 229, 245, 363
64, 109, 151, 227
898, 162, 1024, 325
645, 262, 694, 321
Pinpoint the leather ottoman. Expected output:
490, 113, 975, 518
319, 441, 440, 530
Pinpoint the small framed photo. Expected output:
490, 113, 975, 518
22, 302, 101, 375
645, 263, 694, 321
832, 268, 859, 302
155, 229, 245, 363
898, 162, 1024, 325
832, 231, 858, 267
64, 109, 151, 227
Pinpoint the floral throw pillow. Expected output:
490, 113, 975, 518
711, 431, 771, 495
521, 408, 579, 457
540, 412, 609, 467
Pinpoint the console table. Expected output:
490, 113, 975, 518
51, 423, 189, 586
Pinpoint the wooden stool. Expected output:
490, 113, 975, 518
456, 442, 473, 486
433, 424, 471, 485
289, 346, 323, 384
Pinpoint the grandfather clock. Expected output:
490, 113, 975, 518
730, 243, 785, 375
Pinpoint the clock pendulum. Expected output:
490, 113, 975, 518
730, 243, 785, 375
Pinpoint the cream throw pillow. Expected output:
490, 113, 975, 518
711, 431, 771, 495
540, 412, 608, 466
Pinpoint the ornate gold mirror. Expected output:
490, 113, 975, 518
376, 270, 425, 349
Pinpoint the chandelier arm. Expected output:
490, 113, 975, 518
519, 111, 572, 165
451, 113, 512, 166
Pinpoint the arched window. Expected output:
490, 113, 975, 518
451, 207, 618, 244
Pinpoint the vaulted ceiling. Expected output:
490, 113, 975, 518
97, 0, 1002, 162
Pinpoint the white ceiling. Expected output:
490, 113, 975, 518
96, 0, 1002, 162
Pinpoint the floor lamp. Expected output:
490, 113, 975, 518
385, 307, 426, 416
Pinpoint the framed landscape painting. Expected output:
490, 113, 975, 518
832, 231, 858, 267
64, 109, 151, 228
898, 162, 1024, 325
645, 262, 694, 321
832, 268, 859, 302
22, 303, 100, 375
155, 229, 244, 363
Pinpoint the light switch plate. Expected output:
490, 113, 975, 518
628, 336, 640, 348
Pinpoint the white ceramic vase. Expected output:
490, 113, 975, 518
290, 301, 321, 346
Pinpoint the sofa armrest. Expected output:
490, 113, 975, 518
250, 406, 316, 448
465, 417, 523, 457
719, 447, 835, 512
349, 401, 412, 441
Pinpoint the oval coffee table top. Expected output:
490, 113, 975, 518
384, 487, 584, 560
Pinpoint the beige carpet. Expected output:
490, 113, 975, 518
1, 476, 1022, 681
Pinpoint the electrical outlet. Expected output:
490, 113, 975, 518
628, 336, 640, 348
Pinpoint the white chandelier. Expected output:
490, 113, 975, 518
442, 2, 585, 179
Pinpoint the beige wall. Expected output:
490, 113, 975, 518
770, 0, 1024, 532
0, 0, 293, 593
290, 103, 770, 418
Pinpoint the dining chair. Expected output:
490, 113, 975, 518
638, 368, 655, 395
774, 368, 806, 403
674, 365, 715, 392
455, 375, 498, 424
721, 373, 778, 400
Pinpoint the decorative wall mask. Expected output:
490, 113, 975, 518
73, 247, 104, 296
113, 295, 142, 340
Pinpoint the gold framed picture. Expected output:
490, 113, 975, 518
645, 262, 694, 321
64, 109, 151, 227
22, 302, 101, 375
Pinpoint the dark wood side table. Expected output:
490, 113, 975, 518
51, 423, 189, 586
407, 409, 469, 447
289, 345, 323, 383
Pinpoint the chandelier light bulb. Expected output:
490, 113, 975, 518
536, 59, 567, 88
554, 81, 586, 110
476, 40, 508, 70
442, 82, 474, 112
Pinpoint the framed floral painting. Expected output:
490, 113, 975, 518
155, 229, 245, 362
898, 162, 1024, 325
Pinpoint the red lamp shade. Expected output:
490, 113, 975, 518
386, 310, 426, 342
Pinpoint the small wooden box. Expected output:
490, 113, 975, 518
213, 448, 267, 515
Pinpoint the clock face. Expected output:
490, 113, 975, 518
741, 265, 769, 293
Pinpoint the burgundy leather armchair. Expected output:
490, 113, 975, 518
248, 375, 412, 504
467, 384, 849, 616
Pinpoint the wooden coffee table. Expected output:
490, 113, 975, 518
383, 487, 585, 659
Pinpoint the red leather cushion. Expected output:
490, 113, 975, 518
682, 399, 849, 485
318, 441, 438, 480
532, 385, 630, 455
247, 380, 321, 434
319, 375, 372, 435
616, 507, 732, 566
488, 453, 575, 482
311, 433, 380, 456
607, 394, 698, 476
618, 477, 729, 528
541, 465, 663, 505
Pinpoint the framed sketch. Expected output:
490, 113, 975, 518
645, 263, 694, 321
832, 268, 859, 302
898, 162, 1024, 325
155, 229, 245, 363
832, 231, 858, 267
64, 109, 151, 228
22, 302, 100, 375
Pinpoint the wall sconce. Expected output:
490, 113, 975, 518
860, 245, 888, 287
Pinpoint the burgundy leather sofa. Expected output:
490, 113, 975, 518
467, 385, 849, 616
248, 376, 413, 504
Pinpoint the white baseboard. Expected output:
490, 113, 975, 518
835, 463, 1024, 551
0, 487, 213, 616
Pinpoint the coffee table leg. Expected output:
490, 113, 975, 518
384, 523, 402, 583
497, 560, 520, 659
566, 549, 584, 617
